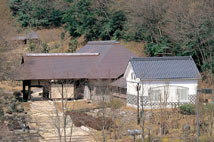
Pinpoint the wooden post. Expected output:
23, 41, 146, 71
28, 81, 31, 100
23, 80, 28, 101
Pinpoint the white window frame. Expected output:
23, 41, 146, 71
131, 72, 136, 80
149, 89, 161, 102
177, 88, 189, 101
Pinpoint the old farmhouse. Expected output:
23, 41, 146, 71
17, 40, 136, 101
124, 56, 201, 109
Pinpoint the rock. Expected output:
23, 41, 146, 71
9, 102, 17, 112
145, 112, 153, 120
14, 130, 25, 134
183, 124, 191, 131
120, 111, 126, 116
81, 126, 90, 132
17, 105, 24, 112
93, 109, 99, 114
171, 120, 179, 129
153, 138, 161, 142
29, 129, 38, 134
105, 108, 112, 115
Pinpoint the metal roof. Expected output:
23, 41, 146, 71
16, 41, 136, 80
130, 56, 201, 80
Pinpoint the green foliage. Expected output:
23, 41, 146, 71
179, 104, 195, 115
41, 43, 49, 53
0, 107, 4, 118
54, 44, 60, 49
63, 0, 126, 41
61, 32, 65, 40
204, 103, 214, 112
9, 0, 64, 27
67, 39, 78, 53
63, 0, 98, 40
99, 11, 126, 40
106, 98, 124, 110
29, 40, 36, 51
8, 0, 214, 77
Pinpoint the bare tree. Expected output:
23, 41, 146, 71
49, 80, 75, 142
92, 79, 115, 142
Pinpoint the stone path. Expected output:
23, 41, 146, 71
28, 100, 95, 142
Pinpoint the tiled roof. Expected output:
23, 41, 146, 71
130, 56, 201, 80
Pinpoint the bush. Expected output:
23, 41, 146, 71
106, 98, 124, 110
179, 104, 195, 115
41, 43, 49, 53
0, 107, 4, 118
67, 39, 78, 53
204, 103, 214, 112
13, 91, 21, 99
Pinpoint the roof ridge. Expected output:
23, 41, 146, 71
26, 53, 100, 57
130, 56, 192, 61
87, 40, 119, 45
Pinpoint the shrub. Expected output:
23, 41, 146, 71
41, 43, 49, 53
204, 103, 214, 112
106, 98, 124, 110
13, 91, 21, 99
67, 39, 78, 53
179, 104, 195, 115
29, 40, 36, 51
0, 107, 4, 118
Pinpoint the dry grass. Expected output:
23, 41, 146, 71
0, 0, 19, 39
0, 81, 22, 91
37, 28, 64, 43
55, 100, 97, 111
21, 102, 31, 111
119, 40, 146, 57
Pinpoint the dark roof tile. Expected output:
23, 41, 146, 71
130, 56, 201, 80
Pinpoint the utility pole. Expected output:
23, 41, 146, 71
196, 89, 199, 142
136, 78, 141, 125
137, 82, 140, 125
196, 88, 213, 142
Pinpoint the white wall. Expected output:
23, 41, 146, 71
50, 84, 74, 99
125, 63, 198, 108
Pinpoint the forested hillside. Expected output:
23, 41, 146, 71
6, 0, 214, 81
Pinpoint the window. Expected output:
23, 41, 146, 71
150, 89, 161, 102
131, 72, 136, 80
177, 88, 188, 101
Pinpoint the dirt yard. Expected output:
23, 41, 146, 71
55, 100, 97, 111
60, 98, 214, 142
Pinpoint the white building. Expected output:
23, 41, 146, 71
124, 56, 201, 109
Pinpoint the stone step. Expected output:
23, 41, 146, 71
28, 100, 95, 142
